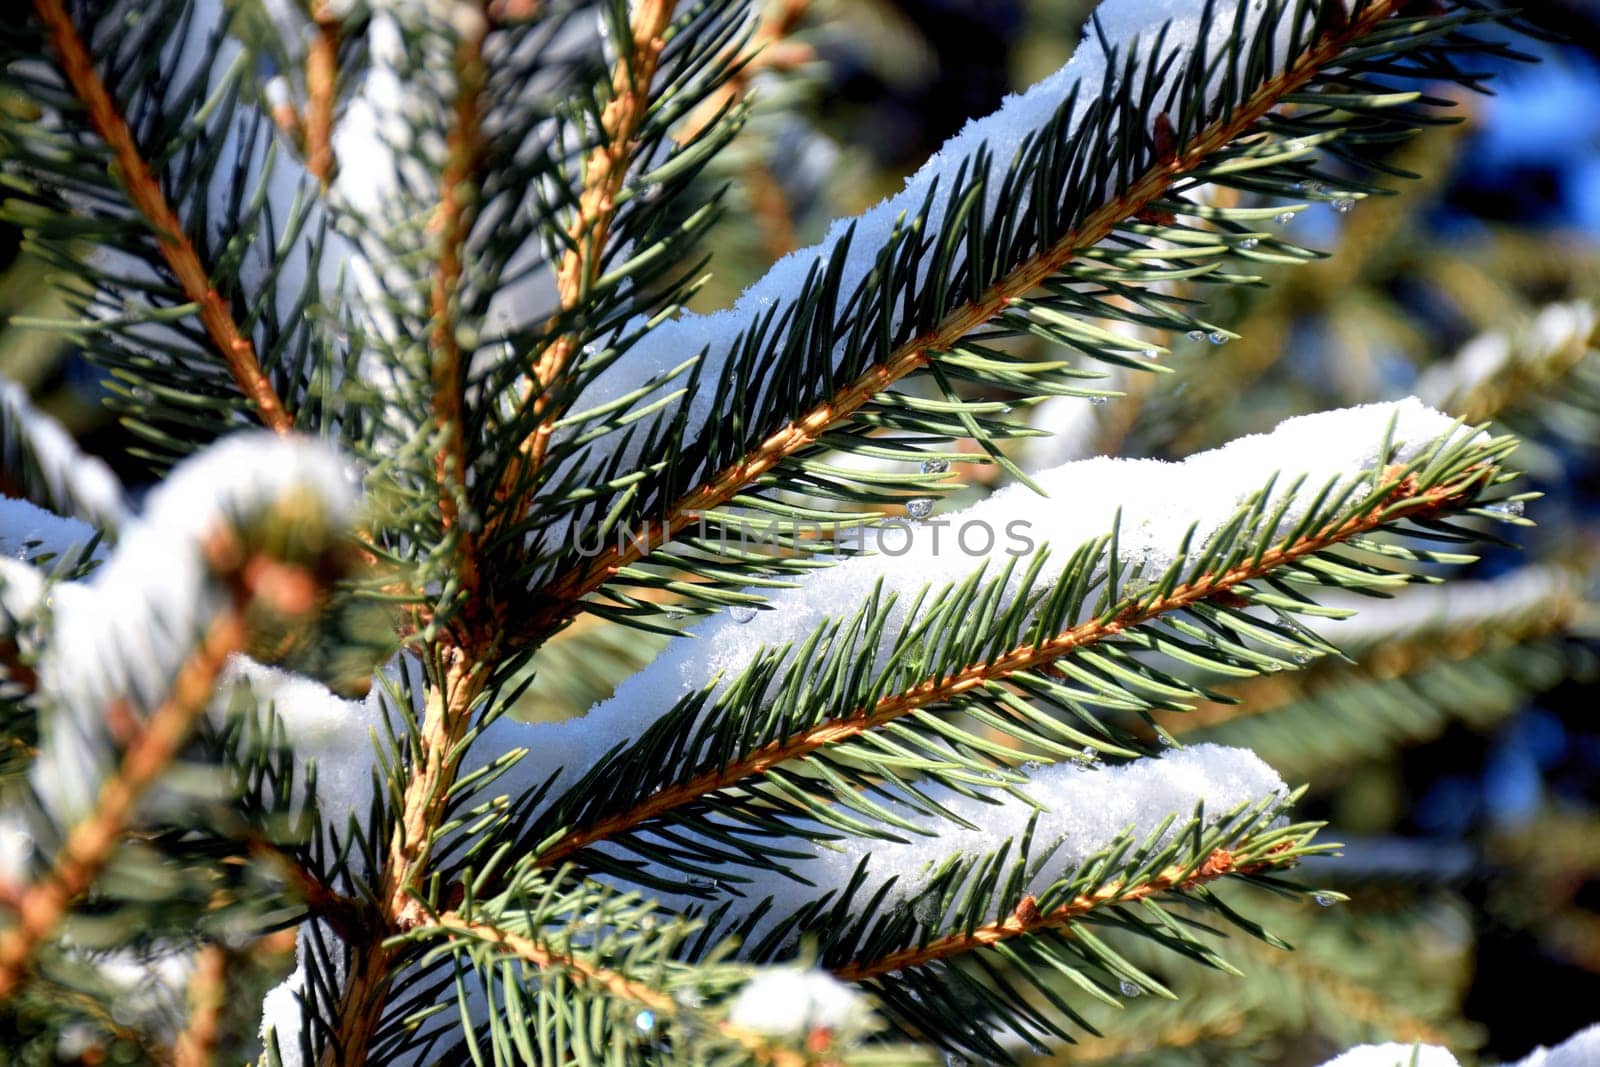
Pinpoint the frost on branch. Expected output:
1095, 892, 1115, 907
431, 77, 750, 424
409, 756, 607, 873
1311, 565, 1575, 652
1415, 301, 1597, 421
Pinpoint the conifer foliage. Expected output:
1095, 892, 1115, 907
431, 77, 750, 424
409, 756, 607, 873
0, 0, 1588, 1063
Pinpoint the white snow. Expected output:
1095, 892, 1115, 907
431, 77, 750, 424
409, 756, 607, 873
83, 946, 194, 1036
329, 8, 418, 222
484, 400, 1472, 807
1, 376, 128, 533
28, 433, 361, 825
258, 921, 349, 1067
726, 968, 872, 1041
775, 743, 1286, 919
1315, 1023, 1600, 1067
0, 812, 33, 886
1510, 1023, 1600, 1067
565, 746, 1289, 963
1316, 1044, 1459, 1067
218, 657, 391, 825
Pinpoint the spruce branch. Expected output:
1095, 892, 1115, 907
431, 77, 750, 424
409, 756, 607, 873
517, 0, 678, 479
423, 909, 822, 1066
430, 4, 492, 607
0, 605, 247, 997
832, 845, 1278, 982
1425, 302, 1599, 427
0, 497, 349, 998
1162, 567, 1584, 741
26, 0, 294, 434
1226, 928, 1453, 1047
534, 456, 1491, 869
515, 0, 1447, 644
328, 648, 494, 1066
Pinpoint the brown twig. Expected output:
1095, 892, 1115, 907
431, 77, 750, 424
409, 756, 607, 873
428, 8, 492, 607
243, 834, 365, 943
318, 8, 512, 1059
410, 11, 498, 613
512, 0, 676, 481
833, 848, 1280, 981
172, 943, 228, 1067
324, 631, 496, 1062
512, 0, 1417, 646
535, 467, 1483, 867
31, 0, 293, 433
305, 2, 341, 184
0, 609, 249, 998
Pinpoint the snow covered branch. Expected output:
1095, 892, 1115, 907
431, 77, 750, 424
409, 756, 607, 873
0, 433, 361, 997
0, 605, 247, 998
485, 401, 1503, 867
516, 0, 1483, 636
0, 375, 128, 534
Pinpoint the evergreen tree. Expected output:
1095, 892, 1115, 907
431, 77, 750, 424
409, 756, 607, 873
0, 0, 1595, 1064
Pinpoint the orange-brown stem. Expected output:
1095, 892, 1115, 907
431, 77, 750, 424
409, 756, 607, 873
536, 469, 1480, 867
430, 12, 491, 604
305, 2, 340, 184
514, 0, 675, 479
31, 0, 293, 433
834, 847, 1272, 981
324, 644, 492, 1066
514, 0, 1410, 645
321, 11, 504, 1060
